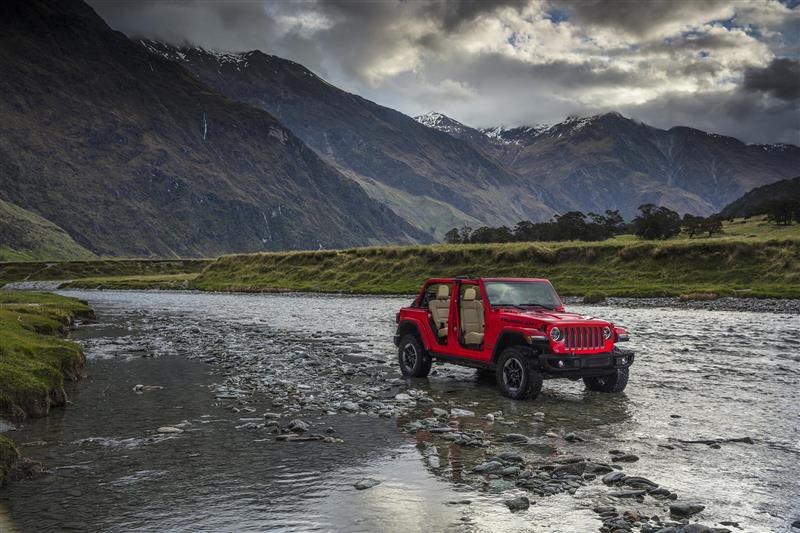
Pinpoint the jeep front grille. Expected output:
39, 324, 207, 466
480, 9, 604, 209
564, 326, 605, 351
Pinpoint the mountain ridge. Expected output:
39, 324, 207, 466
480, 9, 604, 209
141, 41, 559, 237
415, 110, 800, 218
0, 0, 428, 257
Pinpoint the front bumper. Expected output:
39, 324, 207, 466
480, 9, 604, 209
540, 349, 634, 376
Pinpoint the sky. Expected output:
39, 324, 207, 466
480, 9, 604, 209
89, 0, 800, 144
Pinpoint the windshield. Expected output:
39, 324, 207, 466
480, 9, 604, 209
484, 281, 561, 309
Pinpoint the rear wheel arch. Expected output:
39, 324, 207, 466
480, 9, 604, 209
397, 320, 427, 348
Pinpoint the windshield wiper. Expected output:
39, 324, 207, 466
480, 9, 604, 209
492, 304, 528, 311
520, 303, 557, 310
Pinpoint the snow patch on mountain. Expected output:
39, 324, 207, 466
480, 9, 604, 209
414, 112, 470, 135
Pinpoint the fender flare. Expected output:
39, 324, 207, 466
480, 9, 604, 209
396, 319, 432, 351
491, 329, 547, 364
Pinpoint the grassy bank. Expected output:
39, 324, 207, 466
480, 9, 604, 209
0, 259, 210, 286
0, 291, 93, 422
193, 236, 800, 298
2, 217, 799, 298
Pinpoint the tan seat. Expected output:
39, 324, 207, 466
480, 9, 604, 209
429, 284, 450, 338
460, 287, 484, 345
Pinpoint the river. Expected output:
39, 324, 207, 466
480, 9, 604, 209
1, 290, 798, 532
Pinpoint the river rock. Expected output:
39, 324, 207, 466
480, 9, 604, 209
792, 520, 800, 529
602, 471, 627, 485
473, 461, 504, 474
156, 426, 183, 433
432, 407, 448, 417
287, 419, 309, 432
353, 478, 381, 490
450, 408, 475, 417
505, 495, 530, 512
669, 502, 705, 517
609, 489, 646, 498
500, 433, 529, 444
496, 451, 524, 463
341, 401, 359, 412
585, 462, 614, 474
612, 454, 639, 463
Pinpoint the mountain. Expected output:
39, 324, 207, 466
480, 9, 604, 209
0, 0, 427, 258
141, 42, 558, 237
418, 112, 800, 219
719, 177, 800, 219
0, 198, 95, 261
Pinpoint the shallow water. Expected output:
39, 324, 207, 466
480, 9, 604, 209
1, 290, 798, 532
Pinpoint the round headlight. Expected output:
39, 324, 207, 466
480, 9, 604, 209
603, 326, 613, 340
550, 327, 562, 341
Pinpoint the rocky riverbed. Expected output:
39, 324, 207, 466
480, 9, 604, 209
0, 290, 798, 532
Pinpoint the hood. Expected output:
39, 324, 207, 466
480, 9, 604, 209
495, 308, 611, 326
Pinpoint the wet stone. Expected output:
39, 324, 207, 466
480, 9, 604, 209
603, 471, 627, 485
505, 496, 530, 512
353, 478, 381, 490
669, 502, 705, 517
611, 454, 640, 463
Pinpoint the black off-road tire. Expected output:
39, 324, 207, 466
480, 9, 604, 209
496, 347, 543, 400
584, 368, 629, 393
398, 334, 432, 378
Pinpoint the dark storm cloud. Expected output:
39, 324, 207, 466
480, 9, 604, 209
743, 58, 800, 101
86, 0, 799, 145
622, 88, 799, 145
554, 0, 732, 37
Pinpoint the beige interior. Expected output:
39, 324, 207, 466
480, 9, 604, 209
460, 286, 485, 345
428, 284, 450, 338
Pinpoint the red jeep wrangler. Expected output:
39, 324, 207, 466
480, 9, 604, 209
394, 277, 633, 400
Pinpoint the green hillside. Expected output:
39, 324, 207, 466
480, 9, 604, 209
0, 198, 95, 261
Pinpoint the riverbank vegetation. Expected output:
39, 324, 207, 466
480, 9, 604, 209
1, 216, 798, 298
0, 259, 210, 286
0, 291, 93, 422
194, 234, 799, 297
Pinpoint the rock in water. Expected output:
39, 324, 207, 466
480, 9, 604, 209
353, 478, 381, 490
669, 502, 705, 517
287, 419, 309, 432
450, 408, 475, 417
611, 453, 639, 463
472, 461, 504, 474
602, 471, 626, 485
156, 426, 183, 433
505, 496, 530, 512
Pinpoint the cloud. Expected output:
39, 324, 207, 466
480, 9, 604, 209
742, 57, 800, 101
87, 0, 800, 144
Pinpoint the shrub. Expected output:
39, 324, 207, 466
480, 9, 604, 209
583, 292, 607, 304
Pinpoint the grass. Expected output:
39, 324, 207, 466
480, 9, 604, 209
192, 237, 799, 297
0, 259, 210, 286
60, 273, 199, 290
0, 291, 93, 421
2, 216, 798, 298
0, 435, 19, 482
0, 199, 96, 262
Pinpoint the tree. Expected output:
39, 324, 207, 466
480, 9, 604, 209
766, 200, 798, 225
459, 225, 473, 243
701, 216, 723, 237
443, 228, 461, 244
681, 214, 704, 238
602, 210, 625, 236
632, 204, 681, 240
